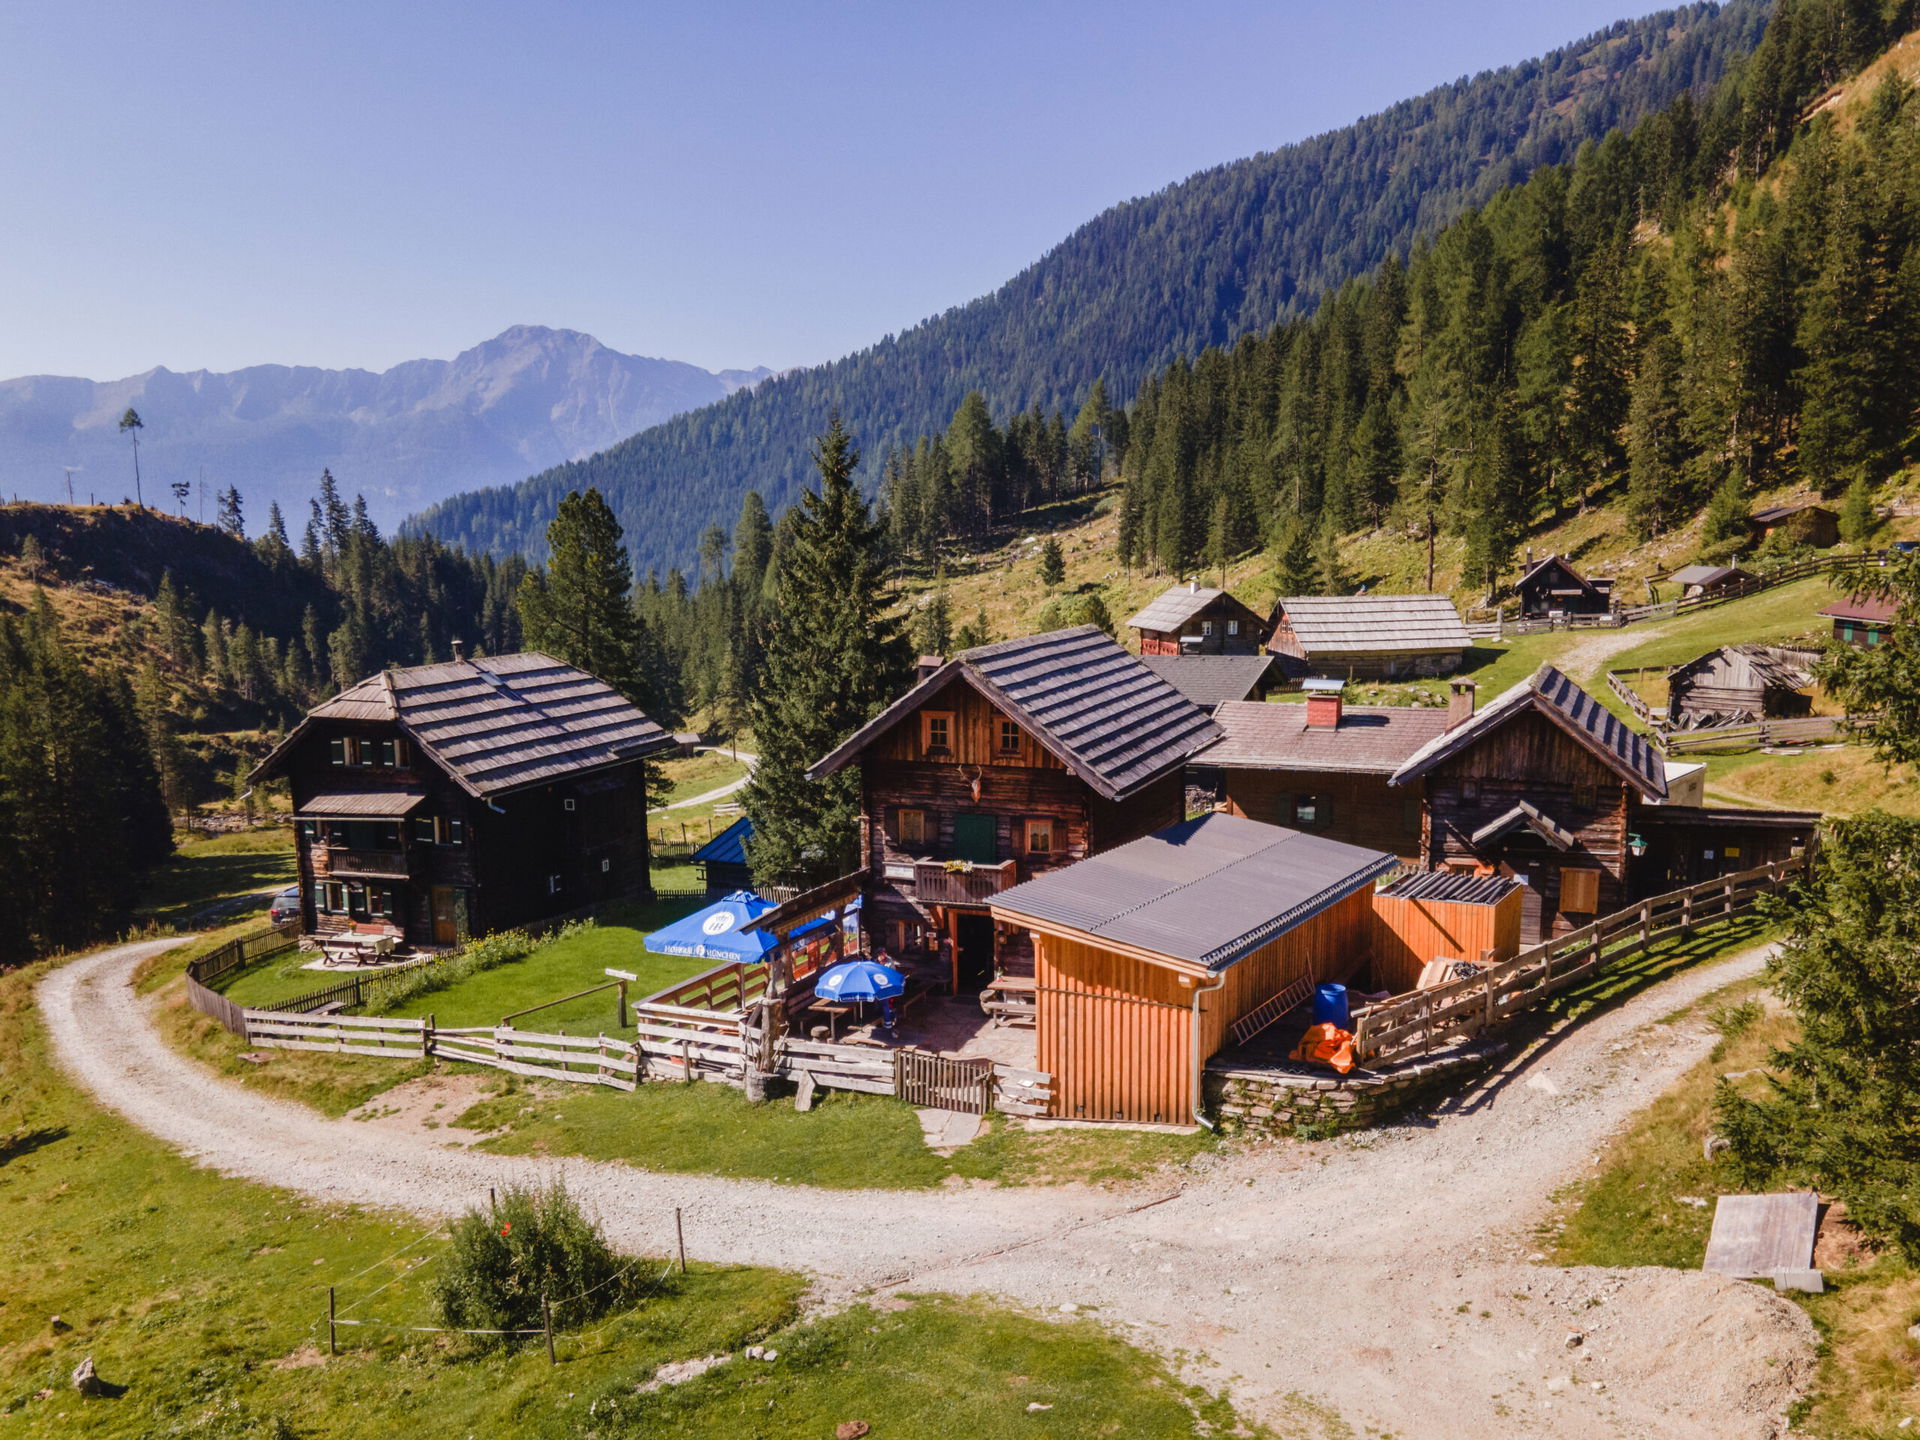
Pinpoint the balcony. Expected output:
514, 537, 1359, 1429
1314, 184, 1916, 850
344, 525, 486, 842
326, 847, 411, 880
911, 858, 1019, 906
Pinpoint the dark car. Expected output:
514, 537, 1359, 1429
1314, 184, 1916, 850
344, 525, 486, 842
1891, 540, 1919, 555
267, 885, 302, 924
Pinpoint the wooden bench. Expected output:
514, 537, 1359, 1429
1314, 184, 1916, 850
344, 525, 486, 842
979, 975, 1037, 1028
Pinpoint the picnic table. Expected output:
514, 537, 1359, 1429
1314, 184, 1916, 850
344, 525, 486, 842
806, 998, 854, 1041
319, 932, 396, 967
979, 974, 1037, 1027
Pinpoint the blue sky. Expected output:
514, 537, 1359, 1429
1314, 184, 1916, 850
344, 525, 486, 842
2, 1, 1661, 380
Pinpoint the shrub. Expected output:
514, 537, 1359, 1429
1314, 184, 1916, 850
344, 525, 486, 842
433, 1180, 639, 1345
361, 919, 594, 1014
1707, 998, 1764, 1042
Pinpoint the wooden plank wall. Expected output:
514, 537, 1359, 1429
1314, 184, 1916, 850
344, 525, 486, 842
1202, 887, 1374, 1056
1035, 935, 1194, 1125
1370, 890, 1524, 993
1221, 769, 1424, 860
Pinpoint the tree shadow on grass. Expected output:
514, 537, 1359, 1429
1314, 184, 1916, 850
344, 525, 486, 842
0, 1126, 69, 1168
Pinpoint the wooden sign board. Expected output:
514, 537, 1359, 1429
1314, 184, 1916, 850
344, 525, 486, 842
1702, 1192, 1819, 1279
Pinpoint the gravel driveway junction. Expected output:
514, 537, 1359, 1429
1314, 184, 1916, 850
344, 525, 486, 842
41, 938, 1817, 1439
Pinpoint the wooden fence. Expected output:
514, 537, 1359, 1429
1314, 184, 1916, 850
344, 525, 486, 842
1659, 714, 1855, 753
1350, 857, 1802, 1065
1605, 666, 1667, 724
186, 921, 301, 985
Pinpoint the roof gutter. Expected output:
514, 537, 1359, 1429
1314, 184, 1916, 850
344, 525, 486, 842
1190, 970, 1228, 1131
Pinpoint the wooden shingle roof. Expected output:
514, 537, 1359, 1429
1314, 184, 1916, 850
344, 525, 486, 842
808, 625, 1222, 801
1268, 594, 1470, 656
1137, 655, 1276, 710
253, 652, 673, 797
1389, 663, 1667, 799
1126, 583, 1228, 633
1200, 700, 1450, 774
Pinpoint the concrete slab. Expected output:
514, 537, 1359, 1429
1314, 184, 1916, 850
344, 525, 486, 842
917, 1108, 986, 1150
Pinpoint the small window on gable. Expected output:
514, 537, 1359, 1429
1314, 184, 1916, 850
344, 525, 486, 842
1559, 867, 1601, 914
329, 737, 347, 766
997, 718, 1021, 755
921, 710, 954, 754
1025, 818, 1055, 855
1201, 620, 1214, 637
898, 807, 926, 848
1293, 794, 1330, 830
1227, 619, 1240, 636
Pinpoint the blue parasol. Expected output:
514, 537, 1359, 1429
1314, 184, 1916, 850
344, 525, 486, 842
813, 959, 906, 1003
644, 891, 779, 962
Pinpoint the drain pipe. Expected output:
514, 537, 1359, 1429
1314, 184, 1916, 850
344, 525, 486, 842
1189, 970, 1229, 1130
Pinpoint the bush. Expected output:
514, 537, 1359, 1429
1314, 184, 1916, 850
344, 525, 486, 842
1034, 588, 1115, 636
361, 919, 593, 1014
434, 1180, 640, 1345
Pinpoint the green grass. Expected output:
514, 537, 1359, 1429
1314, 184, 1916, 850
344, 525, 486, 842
133, 827, 295, 929
455, 1078, 1217, 1191
3, 951, 1265, 1438
651, 750, 749, 808
1602, 575, 1837, 674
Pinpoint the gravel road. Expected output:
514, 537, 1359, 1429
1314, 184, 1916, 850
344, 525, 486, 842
41, 937, 1816, 1438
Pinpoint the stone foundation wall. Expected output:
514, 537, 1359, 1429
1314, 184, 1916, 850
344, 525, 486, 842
1205, 1041, 1505, 1137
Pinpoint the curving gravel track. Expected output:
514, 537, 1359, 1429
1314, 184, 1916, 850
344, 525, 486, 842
41, 937, 1817, 1438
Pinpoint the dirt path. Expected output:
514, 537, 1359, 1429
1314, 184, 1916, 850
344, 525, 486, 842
649, 747, 757, 814
41, 939, 1815, 1439
1551, 623, 1668, 689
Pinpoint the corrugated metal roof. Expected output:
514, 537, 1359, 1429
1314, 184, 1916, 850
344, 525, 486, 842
809, 626, 1221, 801
1269, 594, 1470, 655
1820, 593, 1898, 624
295, 788, 428, 818
1137, 655, 1276, 710
1126, 583, 1228, 633
990, 811, 1396, 972
1390, 663, 1667, 799
256, 652, 672, 796
1668, 564, 1749, 587
1200, 700, 1450, 774
693, 814, 753, 866
1378, 870, 1520, 905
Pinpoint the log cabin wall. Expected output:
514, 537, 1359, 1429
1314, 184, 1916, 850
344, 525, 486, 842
1421, 710, 1632, 941
470, 763, 652, 936
1089, 770, 1187, 851
1220, 768, 1424, 860
864, 682, 1068, 770
1370, 889, 1523, 992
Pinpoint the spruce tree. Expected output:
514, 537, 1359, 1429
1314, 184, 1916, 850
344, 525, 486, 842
742, 416, 912, 888
1819, 552, 1920, 766
514, 489, 643, 703
1037, 536, 1066, 591
215, 485, 245, 537
1839, 475, 1877, 545
1697, 473, 1750, 561
1272, 518, 1318, 597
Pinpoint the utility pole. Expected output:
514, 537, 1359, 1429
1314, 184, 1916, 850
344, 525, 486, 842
62, 466, 78, 505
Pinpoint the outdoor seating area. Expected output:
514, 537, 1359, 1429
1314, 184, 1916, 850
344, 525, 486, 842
299, 927, 411, 971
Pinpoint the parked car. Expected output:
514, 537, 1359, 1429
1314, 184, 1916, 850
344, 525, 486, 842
267, 886, 302, 924
1890, 540, 1919, 555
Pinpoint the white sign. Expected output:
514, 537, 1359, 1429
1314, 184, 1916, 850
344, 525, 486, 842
701, 911, 736, 936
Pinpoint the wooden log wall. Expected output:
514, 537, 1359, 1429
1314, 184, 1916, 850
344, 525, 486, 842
1221, 769, 1424, 860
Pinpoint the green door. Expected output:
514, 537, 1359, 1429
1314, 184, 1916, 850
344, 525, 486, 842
951, 813, 998, 864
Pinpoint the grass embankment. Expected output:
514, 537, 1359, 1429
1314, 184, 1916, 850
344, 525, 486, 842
1542, 967, 1920, 1435
1, 953, 1262, 1439
133, 827, 295, 931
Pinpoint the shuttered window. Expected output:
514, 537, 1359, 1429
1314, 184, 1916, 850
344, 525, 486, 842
897, 808, 926, 847
411, 816, 436, 844
1559, 868, 1601, 914
1025, 818, 1055, 855
329, 737, 347, 766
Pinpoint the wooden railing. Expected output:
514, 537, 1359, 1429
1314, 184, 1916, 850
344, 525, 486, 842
1350, 857, 1803, 1066
186, 920, 301, 985
1660, 714, 1857, 754
324, 848, 410, 879
913, 858, 1019, 905
1605, 666, 1667, 724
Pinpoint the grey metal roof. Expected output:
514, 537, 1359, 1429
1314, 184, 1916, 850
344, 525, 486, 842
1389, 663, 1667, 799
1126, 583, 1230, 634
990, 811, 1397, 972
809, 626, 1222, 802
1378, 870, 1521, 906
1668, 564, 1750, 588
1200, 700, 1450, 774
295, 788, 427, 818
254, 652, 672, 797
1137, 655, 1276, 710
1268, 594, 1470, 655
693, 814, 753, 867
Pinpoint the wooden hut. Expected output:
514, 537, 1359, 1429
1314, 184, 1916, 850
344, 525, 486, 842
1750, 501, 1839, 549
692, 815, 754, 898
1820, 593, 1898, 648
1667, 564, 1754, 600
808, 626, 1221, 991
249, 653, 672, 947
1370, 871, 1523, 993
1665, 645, 1818, 726
1136, 654, 1277, 712
1126, 582, 1271, 655
991, 812, 1396, 1125
1265, 594, 1470, 679
1515, 555, 1614, 618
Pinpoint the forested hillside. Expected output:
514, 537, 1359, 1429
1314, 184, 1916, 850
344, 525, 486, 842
413, 1, 1768, 571
1107, 0, 1920, 602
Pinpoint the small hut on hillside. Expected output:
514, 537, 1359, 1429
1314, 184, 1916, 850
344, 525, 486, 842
1667, 564, 1754, 600
1750, 501, 1839, 549
1515, 555, 1614, 618
692, 815, 754, 897
1665, 645, 1819, 727
1126, 582, 1271, 655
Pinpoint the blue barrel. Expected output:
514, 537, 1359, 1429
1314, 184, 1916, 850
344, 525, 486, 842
1313, 983, 1350, 1029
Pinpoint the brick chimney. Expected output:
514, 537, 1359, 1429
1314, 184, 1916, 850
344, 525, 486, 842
1304, 678, 1345, 729
1447, 679, 1477, 730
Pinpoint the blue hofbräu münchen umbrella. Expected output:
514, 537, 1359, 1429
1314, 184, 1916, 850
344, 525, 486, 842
644, 891, 779, 963
813, 959, 906, 1003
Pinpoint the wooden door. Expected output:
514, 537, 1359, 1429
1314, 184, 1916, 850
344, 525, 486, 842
431, 887, 458, 945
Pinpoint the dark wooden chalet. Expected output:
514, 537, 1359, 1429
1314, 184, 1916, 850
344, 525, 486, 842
1666, 645, 1818, 726
1389, 664, 1668, 941
1137, 654, 1278, 712
1515, 554, 1614, 618
1751, 501, 1839, 549
1265, 594, 1470, 678
1820, 593, 1898, 647
1126, 582, 1271, 655
692, 815, 754, 898
807, 626, 1221, 991
1202, 683, 1457, 860
1668, 564, 1754, 600
251, 652, 672, 947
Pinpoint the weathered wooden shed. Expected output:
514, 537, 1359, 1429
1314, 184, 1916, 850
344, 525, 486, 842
1370, 871, 1524, 993
1126, 582, 1271, 655
1665, 645, 1818, 726
1266, 594, 1471, 679
1515, 555, 1614, 618
1667, 564, 1754, 600
991, 813, 1396, 1125
1751, 501, 1839, 549
1820, 593, 1898, 648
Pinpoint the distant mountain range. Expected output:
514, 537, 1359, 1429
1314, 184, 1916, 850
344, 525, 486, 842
410, 1, 1769, 571
0, 326, 769, 533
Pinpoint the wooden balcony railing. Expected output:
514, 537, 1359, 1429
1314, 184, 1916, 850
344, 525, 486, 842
326, 847, 411, 879
912, 858, 1019, 906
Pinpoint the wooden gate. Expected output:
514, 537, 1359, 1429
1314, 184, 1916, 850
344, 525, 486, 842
894, 1047, 994, 1114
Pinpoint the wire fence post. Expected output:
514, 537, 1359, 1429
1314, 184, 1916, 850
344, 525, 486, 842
543, 1296, 556, 1365
328, 1286, 336, 1356
676, 1207, 687, 1274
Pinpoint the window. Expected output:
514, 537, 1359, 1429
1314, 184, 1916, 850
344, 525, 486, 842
920, 710, 954, 754
1293, 794, 1330, 829
1201, 620, 1214, 637
897, 807, 926, 848
1842, 623, 1856, 643
1461, 778, 1480, 803
1227, 619, 1240, 636
298, 818, 320, 843
321, 881, 347, 914
1559, 868, 1601, 914
329, 737, 347, 766
411, 816, 435, 845
1025, 818, 1055, 855
564, 797, 577, 812
1724, 845, 1741, 860
997, 719, 1021, 755
547, 874, 562, 896
376, 737, 410, 768
601, 857, 612, 873
442, 816, 465, 846
364, 886, 396, 920
418, 815, 466, 846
